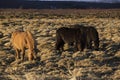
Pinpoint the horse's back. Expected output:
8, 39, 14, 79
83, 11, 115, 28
56, 27, 78, 43
11, 31, 27, 50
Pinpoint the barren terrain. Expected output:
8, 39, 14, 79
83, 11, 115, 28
0, 9, 120, 80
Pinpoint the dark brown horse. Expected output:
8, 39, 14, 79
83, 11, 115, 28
70, 24, 99, 50
55, 27, 86, 52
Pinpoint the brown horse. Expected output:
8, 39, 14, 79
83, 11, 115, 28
55, 27, 86, 52
71, 24, 99, 50
11, 30, 37, 61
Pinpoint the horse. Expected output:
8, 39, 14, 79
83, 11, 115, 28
11, 30, 37, 61
55, 27, 86, 52
70, 24, 99, 50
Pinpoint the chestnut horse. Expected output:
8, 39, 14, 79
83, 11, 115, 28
11, 30, 37, 61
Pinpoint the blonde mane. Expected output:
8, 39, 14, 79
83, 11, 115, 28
25, 31, 35, 50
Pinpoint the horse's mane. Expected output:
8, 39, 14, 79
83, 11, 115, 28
25, 31, 35, 50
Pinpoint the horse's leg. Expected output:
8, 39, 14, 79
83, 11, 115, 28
94, 40, 99, 50
60, 41, 64, 51
76, 41, 84, 51
27, 49, 33, 61
55, 40, 64, 52
87, 40, 92, 49
21, 48, 25, 61
15, 48, 20, 60
33, 54, 36, 60
74, 42, 78, 51
32, 50, 37, 60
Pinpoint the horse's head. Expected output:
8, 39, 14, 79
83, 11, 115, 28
28, 48, 37, 61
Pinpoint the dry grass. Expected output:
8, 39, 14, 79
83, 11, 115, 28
0, 9, 120, 80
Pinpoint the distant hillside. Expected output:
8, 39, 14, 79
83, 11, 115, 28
0, 0, 120, 9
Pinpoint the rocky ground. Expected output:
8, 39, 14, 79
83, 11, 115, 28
0, 9, 120, 80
